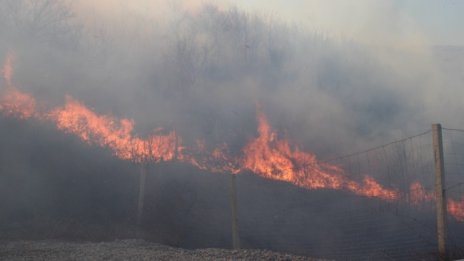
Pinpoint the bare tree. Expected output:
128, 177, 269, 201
0, 0, 80, 47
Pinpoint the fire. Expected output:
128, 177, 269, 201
36, 97, 403, 202
346, 176, 399, 200
49, 96, 178, 163
448, 197, 464, 221
1, 51, 36, 119
408, 182, 464, 221
409, 181, 435, 205
1, 52, 15, 88
2, 52, 464, 221
182, 142, 242, 174
242, 108, 399, 201
0, 88, 36, 119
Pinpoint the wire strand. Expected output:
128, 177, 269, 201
325, 130, 431, 162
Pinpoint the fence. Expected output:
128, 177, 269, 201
215, 124, 464, 260
1, 118, 464, 261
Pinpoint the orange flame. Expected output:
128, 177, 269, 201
1, 52, 15, 88
3, 52, 464, 221
180, 142, 242, 174
49, 96, 178, 163
448, 197, 464, 221
408, 181, 464, 221
0, 51, 36, 119
242, 108, 399, 201
0, 88, 36, 119
409, 181, 435, 205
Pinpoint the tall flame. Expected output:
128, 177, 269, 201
49, 96, 178, 163
2, 52, 464, 221
0, 51, 36, 119
1, 52, 15, 88
242, 108, 399, 201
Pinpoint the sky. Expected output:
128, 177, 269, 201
74, 0, 464, 46
232, 0, 464, 46
400, 0, 464, 46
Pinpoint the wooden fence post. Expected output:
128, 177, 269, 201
432, 124, 448, 261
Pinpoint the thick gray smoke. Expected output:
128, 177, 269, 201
1, 1, 464, 259
1, 0, 462, 158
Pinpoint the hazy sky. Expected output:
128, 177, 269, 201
233, 0, 464, 46
400, 0, 464, 45
74, 0, 464, 46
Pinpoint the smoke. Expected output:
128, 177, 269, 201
1, 0, 462, 156
2, 1, 464, 258
1, 1, 463, 190
76, 1, 464, 151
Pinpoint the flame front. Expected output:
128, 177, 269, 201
0, 88, 36, 119
1, 52, 15, 88
43, 98, 403, 201
242, 108, 399, 201
409, 181, 435, 205
0, 51, 36, 119
408, 182, 464, 221
448, 197, 464, 221
2, 52, 464, 221
50, 96, 178, 163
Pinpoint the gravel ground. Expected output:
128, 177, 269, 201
0, 240, 328, 261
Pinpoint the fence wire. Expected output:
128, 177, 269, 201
443, 128, 464, 256
230, 128, 464, 260
2, 121, 464, 261
99, 126, 464, 260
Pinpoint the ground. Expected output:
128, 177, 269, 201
0, 239, 328, 261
